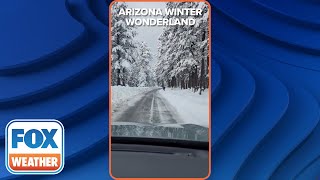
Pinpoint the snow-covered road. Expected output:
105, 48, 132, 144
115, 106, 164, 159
112, 87, 209, 128
113, 88, 182, 124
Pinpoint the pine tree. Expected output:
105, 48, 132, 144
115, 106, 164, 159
135, 42, 155, 87
111, 2, 137, 86
195, 3, 209, 94
155, 2, 209, 94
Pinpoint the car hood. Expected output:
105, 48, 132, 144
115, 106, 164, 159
111, 122, 209, 142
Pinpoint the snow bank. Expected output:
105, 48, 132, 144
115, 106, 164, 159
159, 88, 209, 127
111, 86, 155, 112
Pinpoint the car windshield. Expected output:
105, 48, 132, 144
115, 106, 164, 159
111, 86, 210, 142
110, 2, 210, 142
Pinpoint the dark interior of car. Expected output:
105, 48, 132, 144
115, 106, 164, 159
111, 137, 209, 178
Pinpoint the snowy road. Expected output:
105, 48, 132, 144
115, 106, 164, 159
114, 88, 181, 124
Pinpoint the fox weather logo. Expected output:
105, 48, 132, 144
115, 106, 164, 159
5, 119, 64, 174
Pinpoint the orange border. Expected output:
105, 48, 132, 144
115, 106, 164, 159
108, 1, 211, 179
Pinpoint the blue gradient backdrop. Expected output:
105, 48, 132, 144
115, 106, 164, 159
1, 0, 319, 179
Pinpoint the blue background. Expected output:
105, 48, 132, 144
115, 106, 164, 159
1, 0, 319, 179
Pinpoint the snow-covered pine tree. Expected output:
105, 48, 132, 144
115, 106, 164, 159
128, 41, 155, 87
156, 2, 181, 88
136, 42, 155, 87
111, 2, 137, 86
155, 29, 171, 86
195, 3, 209, 94
173, 2, 200, 90
127, 41, 140, 87
155, 2, 209, 94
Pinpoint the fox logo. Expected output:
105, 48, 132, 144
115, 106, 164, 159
6, 120, 64, 174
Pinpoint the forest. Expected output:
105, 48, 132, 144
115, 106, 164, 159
111, 2, 209, 94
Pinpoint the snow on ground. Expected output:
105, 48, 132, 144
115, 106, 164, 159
159, 88, 209, 127
111, 86, 155, 113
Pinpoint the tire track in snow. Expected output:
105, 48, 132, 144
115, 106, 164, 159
113, 89, 180, 124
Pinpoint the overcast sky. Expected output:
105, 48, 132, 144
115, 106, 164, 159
127, 2, 167, 67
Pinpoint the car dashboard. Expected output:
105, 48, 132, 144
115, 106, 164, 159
111, 137, 209, 178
